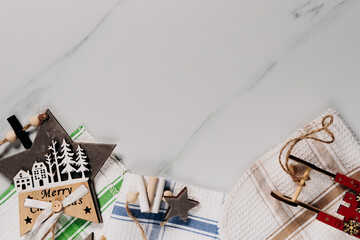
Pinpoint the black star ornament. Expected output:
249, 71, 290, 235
164, 187, 199, 222
0, 109, 116, 181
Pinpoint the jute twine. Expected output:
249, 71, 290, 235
40, 219, 56, 240
160, 219, 168, 227
125, 195, 170, 239
279, 115, 335, 184
125, 201, 147, 240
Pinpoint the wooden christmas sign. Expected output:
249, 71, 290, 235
0, 110, 116, 238
15, 139, 99, 236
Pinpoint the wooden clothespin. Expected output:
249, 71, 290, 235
134, 175, 165, 213
7, 115, 32, 149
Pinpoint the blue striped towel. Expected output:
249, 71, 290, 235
106, 173, 226, 240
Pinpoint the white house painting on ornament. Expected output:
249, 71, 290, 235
13, 139, 90, 192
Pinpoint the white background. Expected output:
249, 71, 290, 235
0, 0, 359, 193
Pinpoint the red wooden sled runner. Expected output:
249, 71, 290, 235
271, 155, 360, 237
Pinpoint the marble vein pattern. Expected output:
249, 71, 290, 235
0, 0, 359, 194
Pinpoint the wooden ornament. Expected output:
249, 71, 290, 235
19, 180, 98, 235
0, 109, 116, 237
162, 190, 173, 203
0, 109, 116, 182
163, 190, 173, 197
164, 187, 199, 222
271, 154, 360, 238
29, 115, 40, 127
6, 130, 17, 142
126, 191, 138, 204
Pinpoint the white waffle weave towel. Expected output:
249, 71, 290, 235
105, 173, 226, 240
220, 109, 360, 240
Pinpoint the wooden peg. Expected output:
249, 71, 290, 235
147, 177, 159, 207
291, 167, 311, 202
135, 175, 150, 212
151, 178, 165, 213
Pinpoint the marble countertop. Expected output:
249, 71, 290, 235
1, 0, 360, 194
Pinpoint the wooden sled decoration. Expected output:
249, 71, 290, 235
271, 155, 360, 237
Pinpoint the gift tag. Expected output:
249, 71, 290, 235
0, 109, 116, 236
18, 180, 97, 235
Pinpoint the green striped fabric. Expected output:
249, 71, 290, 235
54, 173, 125, 239
0, 125, 126, 240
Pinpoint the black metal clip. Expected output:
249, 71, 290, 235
7, 115, 32, 149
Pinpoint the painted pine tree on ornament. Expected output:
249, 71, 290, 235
13, 138, 90, 192
59, 139, 76, 180
76, 145, 89, 179
48, 140, 61, 183
44, 153, 55, 183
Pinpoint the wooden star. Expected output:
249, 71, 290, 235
0, 109, 116, 181
164, 187, 199, 222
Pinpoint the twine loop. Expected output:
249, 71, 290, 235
279, 115, 335, 184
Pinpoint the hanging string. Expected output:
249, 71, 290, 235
40, 220, 57, 240
160, 219, 168, 227
125, 189, 172, 238
0, 113, 48, 146
51, 224, 56, 240
125, 201, 147, 240
279, 115, 335, 184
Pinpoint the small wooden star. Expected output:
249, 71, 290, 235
164, 187, 199, 222
84, 206, 91, 214
24, 216, 32, 224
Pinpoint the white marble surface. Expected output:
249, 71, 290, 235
1, 0, 360, 194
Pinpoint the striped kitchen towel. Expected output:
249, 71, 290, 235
106, 173, 226, 240
0, 125, 128, 240
219, 109, 360, 240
